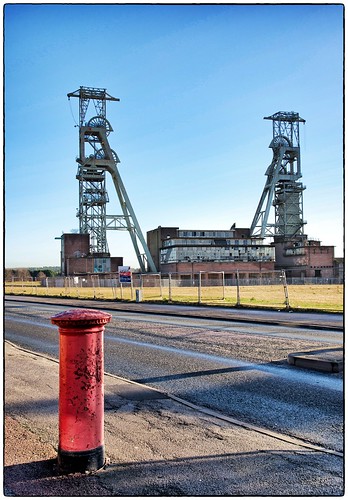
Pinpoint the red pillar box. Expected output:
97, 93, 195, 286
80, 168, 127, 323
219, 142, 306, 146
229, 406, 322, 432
51, 308, 111, 473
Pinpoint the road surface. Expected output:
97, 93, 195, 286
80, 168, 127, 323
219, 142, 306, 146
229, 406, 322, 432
5, 298, 343, 455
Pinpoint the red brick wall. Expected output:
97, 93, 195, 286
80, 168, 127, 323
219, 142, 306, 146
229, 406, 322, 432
66, 257, 94, 275
274, 241, 335, 277
160, 260, 275, 276
110, 257, 124, 272
63, 234, 90, 258
66, 257, 123, 275
306, 246, 335, 277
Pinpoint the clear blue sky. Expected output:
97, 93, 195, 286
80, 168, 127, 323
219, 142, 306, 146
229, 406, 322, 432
5, 3, 344, 268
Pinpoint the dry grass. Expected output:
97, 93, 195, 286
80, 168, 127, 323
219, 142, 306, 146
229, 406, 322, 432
286, 284, 343, 311
4, 283, 343, 313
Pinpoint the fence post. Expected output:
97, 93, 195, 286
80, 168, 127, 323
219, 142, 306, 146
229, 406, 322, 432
198, 272, 202, 304
159, 273, 163, 298
168, 273, 172, 303
115, 276, 119, 300
51, 309, 112, 473
91, 276, 95, 299
281, 270, 290, 310
236, 270, 241, 306
139, 274, 143, 300
222, 271, 225, 300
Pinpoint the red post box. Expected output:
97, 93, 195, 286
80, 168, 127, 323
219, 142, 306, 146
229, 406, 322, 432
51, 308, 111, 473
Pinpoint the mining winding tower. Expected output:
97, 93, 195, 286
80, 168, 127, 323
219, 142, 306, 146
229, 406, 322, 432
250, 111, 306, 240
67, 86, 157, 273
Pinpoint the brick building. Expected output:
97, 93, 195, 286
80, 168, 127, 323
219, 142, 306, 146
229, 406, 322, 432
60, 233, 123, 275
273, 236, 336, 278
147, 226, 275, 279
147, 226, 338, 279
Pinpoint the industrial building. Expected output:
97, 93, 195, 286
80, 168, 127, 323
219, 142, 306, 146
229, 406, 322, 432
59, 233, 123, 276
147, 227, 338, 280
147, 226, 275, 279
273, 236, 336, 279
147, 112, 339, 280
61, 88, 341, 281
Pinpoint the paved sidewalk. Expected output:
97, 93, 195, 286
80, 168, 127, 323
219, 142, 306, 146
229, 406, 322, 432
4, 341, 343, 496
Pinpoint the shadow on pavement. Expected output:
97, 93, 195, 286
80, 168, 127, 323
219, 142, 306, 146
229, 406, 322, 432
134, 364, 260, 384
98, 449, 343, 496
4, 449, 343, 496
4, 459, 111, 496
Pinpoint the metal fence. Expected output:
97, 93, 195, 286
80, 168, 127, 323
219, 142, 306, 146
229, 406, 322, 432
5, 273, 343, 287
4, 271, 344, 312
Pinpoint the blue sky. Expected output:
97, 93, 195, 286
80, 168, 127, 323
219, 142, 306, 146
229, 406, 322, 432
5, 3, 344, 268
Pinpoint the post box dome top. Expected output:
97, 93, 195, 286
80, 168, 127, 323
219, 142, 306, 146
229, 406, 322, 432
51, 308, 112, 327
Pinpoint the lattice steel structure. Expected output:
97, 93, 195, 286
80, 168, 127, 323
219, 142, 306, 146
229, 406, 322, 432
250, 111, 306, 239
67, 86, 157, 272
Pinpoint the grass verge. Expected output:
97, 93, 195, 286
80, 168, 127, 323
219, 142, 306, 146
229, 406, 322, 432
4, 284, 343, 313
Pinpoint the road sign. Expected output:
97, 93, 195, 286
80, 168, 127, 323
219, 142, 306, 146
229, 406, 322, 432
118, 266, 132, 283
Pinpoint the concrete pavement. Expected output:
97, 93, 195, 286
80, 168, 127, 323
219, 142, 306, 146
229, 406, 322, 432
4, 340, 344, 496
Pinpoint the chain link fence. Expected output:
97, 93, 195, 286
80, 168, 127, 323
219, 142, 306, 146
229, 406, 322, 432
4, 271, 343, 311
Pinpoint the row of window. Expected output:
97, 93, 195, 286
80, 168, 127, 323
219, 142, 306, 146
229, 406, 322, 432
160, 246, 275, 264
163, 238, 265, 248
310, 266, 333, 269
179, 231, 235, 238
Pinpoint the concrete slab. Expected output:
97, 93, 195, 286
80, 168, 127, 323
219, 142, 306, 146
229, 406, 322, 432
288, 347, 343, 373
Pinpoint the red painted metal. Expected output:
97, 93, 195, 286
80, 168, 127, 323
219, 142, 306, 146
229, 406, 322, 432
51, 308, 111, 472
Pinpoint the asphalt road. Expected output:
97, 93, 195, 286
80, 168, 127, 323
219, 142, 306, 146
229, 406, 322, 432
5, 299, 343, 454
